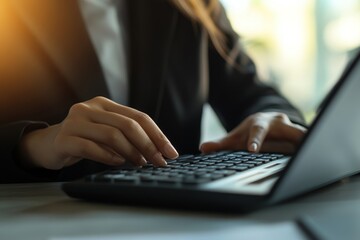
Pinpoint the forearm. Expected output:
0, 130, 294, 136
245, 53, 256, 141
0, 121, 59, 183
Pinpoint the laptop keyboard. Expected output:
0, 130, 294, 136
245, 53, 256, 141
86, 151, 285, 186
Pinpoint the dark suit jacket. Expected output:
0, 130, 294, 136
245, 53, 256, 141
0, 0, 304, 183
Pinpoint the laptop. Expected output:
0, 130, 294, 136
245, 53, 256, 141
62, 51, 360, 213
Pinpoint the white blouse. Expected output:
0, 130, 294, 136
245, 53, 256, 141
79, 0, 129, 105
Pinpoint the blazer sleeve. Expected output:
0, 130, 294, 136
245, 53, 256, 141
208, 6, 305, 132
0, 121, 61, 183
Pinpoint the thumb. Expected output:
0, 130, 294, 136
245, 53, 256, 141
199, 141, 222, 154
200, 136, 234, 154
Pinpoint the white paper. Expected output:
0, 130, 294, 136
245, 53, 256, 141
50, 222, 306, 240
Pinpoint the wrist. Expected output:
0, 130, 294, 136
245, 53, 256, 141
17, 124, 57, 170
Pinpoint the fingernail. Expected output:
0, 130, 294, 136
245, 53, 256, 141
138, 157, 147, 166
250, 142, 258, 152
163, 143, 178, 159
199, 144, 204, 152
153, 152, 167, 166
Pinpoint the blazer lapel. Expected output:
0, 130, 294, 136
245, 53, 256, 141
10, 0, 109, 102
127, 0, 178, 119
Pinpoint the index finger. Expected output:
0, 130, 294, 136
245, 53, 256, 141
100, 98, 179, 160
247, 120, 270, 153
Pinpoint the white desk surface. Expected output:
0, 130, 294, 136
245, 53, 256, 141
1, 175, 360, 240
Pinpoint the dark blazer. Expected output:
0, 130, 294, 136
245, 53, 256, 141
0, 0, 304, 183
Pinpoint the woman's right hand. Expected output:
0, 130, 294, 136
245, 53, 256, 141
18, 96, 179, 170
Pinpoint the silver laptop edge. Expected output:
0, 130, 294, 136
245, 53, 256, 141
270, 52, 360, 203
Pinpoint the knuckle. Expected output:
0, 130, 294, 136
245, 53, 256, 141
91, 96, 107, 103
124, 119, 141, 132
252, 123, 266, 132
85, 96, 109, 108
254, 112, 265, 119
106, 129, 122, 143
246, 112, 263, 124
68, 103, 90, 116
276, 113, 288, 121
135, 112, 153, 124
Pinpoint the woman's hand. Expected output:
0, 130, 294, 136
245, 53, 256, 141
19, 96, 178, 170
200, 112, 307, 154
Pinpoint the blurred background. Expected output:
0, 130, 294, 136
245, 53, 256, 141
201, 0, 360, 143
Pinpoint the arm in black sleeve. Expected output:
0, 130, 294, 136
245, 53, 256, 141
208, 6, 305, 132
0, 121, 61, 183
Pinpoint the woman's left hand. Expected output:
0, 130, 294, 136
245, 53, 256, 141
200, 112, 307, 154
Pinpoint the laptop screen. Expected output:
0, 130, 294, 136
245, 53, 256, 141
271, 51, 360, 203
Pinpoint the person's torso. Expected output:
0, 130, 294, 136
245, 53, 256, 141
0, 0, 209, 154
